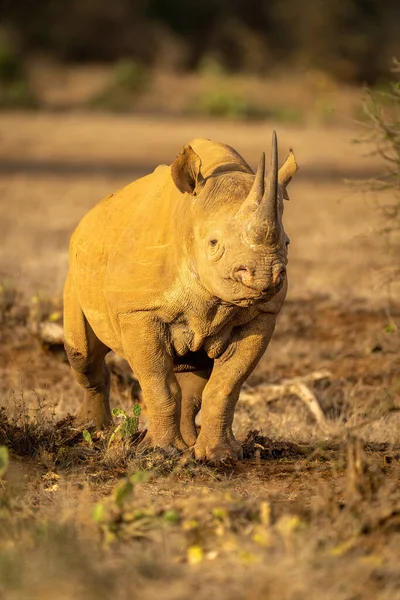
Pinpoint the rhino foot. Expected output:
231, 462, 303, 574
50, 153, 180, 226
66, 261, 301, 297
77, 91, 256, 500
136, 430, 188, 455
193, 433, 243, 463
180, 422, 198, 447
76, 402, 113, 430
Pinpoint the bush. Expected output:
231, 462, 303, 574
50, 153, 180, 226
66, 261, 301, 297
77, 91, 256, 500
352, 59, 400, 282
89, 59, 151, 112
0, 31, 38, 109
187, 89, 303, 123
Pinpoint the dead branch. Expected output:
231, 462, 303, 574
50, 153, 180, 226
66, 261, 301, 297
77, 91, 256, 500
241, 370, 331, 429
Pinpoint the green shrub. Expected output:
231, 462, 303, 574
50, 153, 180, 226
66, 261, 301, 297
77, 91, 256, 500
113, 60, 149, 93
89, 59, 151, 112
0, 36, 23, 83
187, 90, 303, 123
0, 80, 38, 109
0, 31, 38, 109
190, 90, 255, 119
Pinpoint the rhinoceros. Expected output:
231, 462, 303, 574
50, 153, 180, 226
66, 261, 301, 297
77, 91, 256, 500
63, 132, 298, 461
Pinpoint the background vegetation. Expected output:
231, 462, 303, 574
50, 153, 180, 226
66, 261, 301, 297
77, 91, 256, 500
1, 0, 400, 83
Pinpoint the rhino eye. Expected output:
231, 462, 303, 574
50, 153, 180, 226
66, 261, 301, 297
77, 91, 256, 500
207, 237, 225, 262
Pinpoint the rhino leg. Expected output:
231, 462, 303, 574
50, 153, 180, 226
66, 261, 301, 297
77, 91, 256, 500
194, 313, 277, 463
176, 369, 211, 446
120, 315, 187, 453
64, 275, 112, 428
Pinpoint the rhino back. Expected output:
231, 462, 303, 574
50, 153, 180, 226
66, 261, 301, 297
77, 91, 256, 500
69, 165, 186, 352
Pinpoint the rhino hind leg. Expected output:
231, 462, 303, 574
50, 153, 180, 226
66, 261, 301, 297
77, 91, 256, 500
176, 369, 211, 446
64, 278, 112, 429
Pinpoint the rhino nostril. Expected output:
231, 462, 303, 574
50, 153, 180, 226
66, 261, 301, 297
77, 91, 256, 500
233, 266, 254, 286
273, 266, 286, 286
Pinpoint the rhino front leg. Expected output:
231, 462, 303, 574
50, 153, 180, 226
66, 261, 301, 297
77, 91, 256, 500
120, 315, 187, 453
194, 313, 277, 462
176, 369, 212, 446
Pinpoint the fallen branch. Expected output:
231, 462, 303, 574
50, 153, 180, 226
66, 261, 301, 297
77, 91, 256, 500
241, 370, 332, 428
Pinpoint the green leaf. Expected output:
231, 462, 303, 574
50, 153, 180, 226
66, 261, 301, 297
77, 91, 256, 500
0, 446, 9, 478
131, 470, 150, 484
113, 478, 133, 508
163, 509, 180, 524
82, 429, 93, 445
112, 407, 126, 418
92, 502, 106, 522
132, 404, 142, 417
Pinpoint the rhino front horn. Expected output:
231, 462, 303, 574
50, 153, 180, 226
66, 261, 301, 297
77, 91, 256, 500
262, 129, 279, 230
246, 131, 279, 243
235, 152, 266, 220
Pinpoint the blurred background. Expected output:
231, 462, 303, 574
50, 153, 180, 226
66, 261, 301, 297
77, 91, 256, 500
3, 0, 400, 78
1, 0, 400, 114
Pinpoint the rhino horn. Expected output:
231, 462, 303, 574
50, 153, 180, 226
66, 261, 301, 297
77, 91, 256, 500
235, 152, 266, 220
247, 131, 279, 243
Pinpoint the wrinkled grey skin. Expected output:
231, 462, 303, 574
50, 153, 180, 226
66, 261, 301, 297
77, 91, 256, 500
63, 131, 298, 462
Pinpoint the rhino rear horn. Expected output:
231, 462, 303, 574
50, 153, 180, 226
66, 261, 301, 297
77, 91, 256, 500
171, 145, 205, 196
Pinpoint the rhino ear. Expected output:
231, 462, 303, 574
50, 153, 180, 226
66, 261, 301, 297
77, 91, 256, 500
278, 149, 298, 200
171, 145, 204, 195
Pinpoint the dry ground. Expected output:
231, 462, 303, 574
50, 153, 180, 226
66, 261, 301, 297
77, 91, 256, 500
0, 107, 399, 600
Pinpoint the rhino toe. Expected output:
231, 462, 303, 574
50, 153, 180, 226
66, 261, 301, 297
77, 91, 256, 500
193, 435, 243, 464
136, 430, 188, 455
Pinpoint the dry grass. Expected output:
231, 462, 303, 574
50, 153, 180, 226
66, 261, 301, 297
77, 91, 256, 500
1, 411, 399, 600
1, 289, 399, 600
0, 105, 399, 599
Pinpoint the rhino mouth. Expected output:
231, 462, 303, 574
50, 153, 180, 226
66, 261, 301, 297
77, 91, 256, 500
230, 280, 283, 307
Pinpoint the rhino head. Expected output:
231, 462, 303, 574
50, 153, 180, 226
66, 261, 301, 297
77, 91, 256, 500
171, 132, 298, 307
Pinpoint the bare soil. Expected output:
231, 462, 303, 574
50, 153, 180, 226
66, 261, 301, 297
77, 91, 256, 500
0, 108, 399, 600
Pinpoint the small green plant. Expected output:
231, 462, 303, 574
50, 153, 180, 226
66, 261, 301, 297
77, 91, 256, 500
108, 404, 141, 446
82, 429, 93, 446
92, 470, 159, 543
